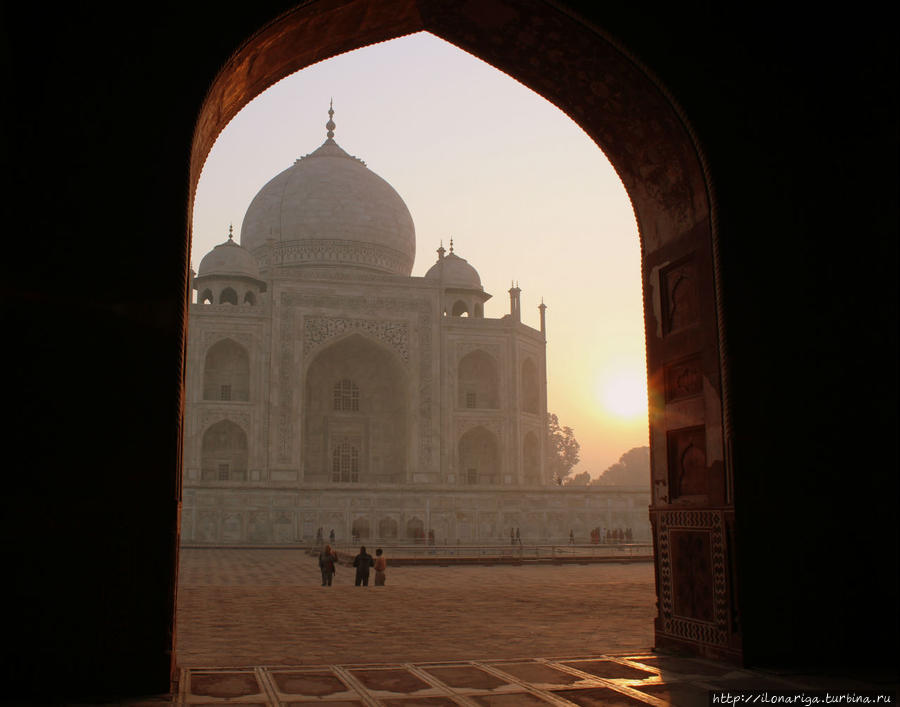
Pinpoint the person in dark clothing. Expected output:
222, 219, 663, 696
353, 545, 375, 586
318, 543, 337, 586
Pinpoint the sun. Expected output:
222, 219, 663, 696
598, 369, 648, 419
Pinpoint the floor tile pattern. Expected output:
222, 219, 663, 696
165, 652, 884, 706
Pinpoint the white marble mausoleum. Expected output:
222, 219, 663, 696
181, 108, 650, 545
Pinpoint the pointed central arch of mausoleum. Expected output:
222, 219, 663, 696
303, 332, 409, 484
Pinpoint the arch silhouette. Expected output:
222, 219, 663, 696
190, 0, 730, 663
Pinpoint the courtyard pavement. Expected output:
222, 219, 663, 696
176, 548, 656, 667
156, 548, 895, 707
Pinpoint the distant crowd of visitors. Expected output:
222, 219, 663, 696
584, 527, 633, 544
313, 524, 634, 567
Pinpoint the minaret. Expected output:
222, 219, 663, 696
509, 281, 521, 322
539, 298, 547, 336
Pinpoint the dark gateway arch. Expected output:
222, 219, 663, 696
1, 0, 896, 699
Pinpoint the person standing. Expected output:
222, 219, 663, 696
329, 528, 335, 544
353, 545, 375, 586
318, 544, 338, 586
373, 547, 387, 586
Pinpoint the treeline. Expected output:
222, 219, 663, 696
564, 446, 650, 487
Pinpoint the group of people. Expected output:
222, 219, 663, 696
587, 527, 633, 544
318, 545, 388, 587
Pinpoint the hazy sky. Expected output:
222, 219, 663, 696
191, 32, 648, 477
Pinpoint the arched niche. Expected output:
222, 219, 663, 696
243, 291, 256, 305
406, 516, 424, 540
451, 300, 469, 317
203, 338, 250, 401
199, 288, 213, 305
352, 516, 370, 539
457, 350, 499, 409
458, 426, 500, 485
219, 287, 238, 305
521, 358, 539, 413
379, 516, 398, 539
304, 333, 408, 484
523, 431, 540, 484
201, 419, 247, 481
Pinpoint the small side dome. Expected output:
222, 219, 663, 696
197, 231, 260, 280
425, 248, 482, 289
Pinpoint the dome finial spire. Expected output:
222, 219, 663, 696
326, 98, 336, 139
449, 237, 454, 254
228, 223, 234, 241
437, 240, 446, 259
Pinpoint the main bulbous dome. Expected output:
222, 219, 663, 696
240, 113, 415, 276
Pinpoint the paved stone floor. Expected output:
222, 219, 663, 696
176, 548, 655, 667
155, 549, 896, 707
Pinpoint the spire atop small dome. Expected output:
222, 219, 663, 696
326, 99, 336, 139
227, 223, 234, 241
425, 241, 482, 289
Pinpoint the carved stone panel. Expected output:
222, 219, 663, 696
665, 355, 703, 402
455, 416, 503, 438
303, 316, 409, 364
669, 530, 714, 622
273, 511, 296, 543
247, 511, 271, 543
200, 328, 255, 348
222, 511, 243, 543
654, 509, 730, 648
661, 257, 699, 334
667, 426, 707, 499
197, 511, 218, 543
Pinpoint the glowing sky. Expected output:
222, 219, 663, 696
191, 32, 648, 477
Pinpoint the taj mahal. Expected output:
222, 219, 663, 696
180, 107, 650, 546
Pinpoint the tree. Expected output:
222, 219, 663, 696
546, 413, 580, 485
595, 446, 650, 486
564, 470, 592, 486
